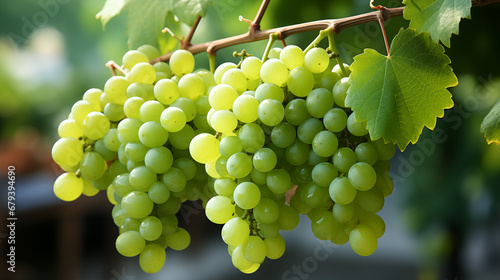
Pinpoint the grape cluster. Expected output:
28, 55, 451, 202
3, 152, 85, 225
52, 46, 216, 273
189, 45, 396, 272
52, 42, 397, 275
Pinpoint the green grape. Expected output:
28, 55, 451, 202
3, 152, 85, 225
271, 122, 296, 148
122, 50, 149, 70
290, 191, 312, 215
285, 139, 309, 166
264, 234, 286, 259
247, 79, 260, 90
127, 82, 154, 100
277, 204, 299, 231
252, 148, 277, 173
173, 158, 197, 180
219, 135, 243, 158
83, 112, 110, 141
122, 217, 142, 232
222, 217, 250, 246
153, 62, 172, 77
160, 107, 186, 133
157, 196, 181, 215
332, 63, 351, 77
209, 84, 239, 111
121, 191, 154, 219
178, 73, 205, 101
123, 96, 145, 119
196, 69, 216, 90
359, 212, 386, 238
139, 243, 166, 273
82, 88, 103, 111
139, 216, 163, 241
214, 178, 237, 197
300, 182, 329, 208
243, 236, 266, 264
215, 156, 231, 178
162, 167, 187, 192
210, 110, 238, 133
189, 133, 220, 164
165, 227, 191, 250
329, 176, 357, 205
232, 245, 254, 271
112, 204, 127, 226
115, 231, 146, 257
306, 88, 334, 118
279, 45, 304, 70
112, 174, 133, 197
374, 170, 394, 197
258, 99, 285, 126
205, 195, 235, 224
129, 166, 156, 191
266, 169, 292, 194
293, 164, 313, 185
105, 76, 130, 105
53, 172, 84, 201
80, 152, 107, 181
349, 224, 377, 256
233, 182, 261, 209
348, 162, 376, 191
356, 188, 384, 213
237, 123, 265, 153
330, 226, 349, 245
170, 50, 195, 77
333, 77, 350, 107
125, 142, 148, 162
127, 160, 145, 172
254, 197, 279, 224
58, 119, 83, 139
260, 58, 288, 87
258, 222, 279, 239
52, 137, 84, 168
140, 100, 164, 123
103, 128, 120, 152
138, 121, 168, 148
297, 118, 323, 144
371, 139, 396, 161
312, 130, 338, 157
310, 209, 338, 240
287, 67, 315, 97
355, 142, 378, 165
169, 125, 196, 150
109, 160, 128, 178
323, 108, 347, 133
159, 214, 178, 235
347, 113, 368, 136
82, 178, 99, 197
154, 79, 179, 105
249, 169, 266, 186
333, 147, 357, 173
232, 94, 259, 123
255, 83, 284, 103
319, 72, 342, 91
222, 68, 248, 94
241, 56, 262, 80
127, 62, 156, 84
195, 95, 211, 115
137, 44, 160, 60
284, 98, 311, 125
311, 162, 338, 187
332, 203, 355, 224
71, 100, 97, 124
214, 62, 237, 84
170, 97, 197, 122
226, 152, 253, 178
145, 146, 173, 174
304, 47, 329, 73
308, 150, 328, 166
268, 47, 282, 59
99, 92, 110, 109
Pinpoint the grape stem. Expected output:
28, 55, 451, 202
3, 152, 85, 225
303, 28, 348, 77
261, 33, 279, 62
371, 4, 391, 57
105, 60, 127, 76
149, 0, 499, 64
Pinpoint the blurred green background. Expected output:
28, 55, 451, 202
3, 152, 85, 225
1, 0, 500, 280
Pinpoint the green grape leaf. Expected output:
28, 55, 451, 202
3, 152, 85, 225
480, 98, 500, 145
402, 0, 471, 47
173, 0, 213, 26
96, 0, 129, 28
126, 0, 171, 49
345, 28, 457, 150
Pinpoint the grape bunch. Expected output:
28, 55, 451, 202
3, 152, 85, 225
52, 46, 217, 273
188, 45, 396, 272
51, 42, 397, 274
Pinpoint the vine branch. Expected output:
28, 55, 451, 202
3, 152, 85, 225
150, 0, 500, 64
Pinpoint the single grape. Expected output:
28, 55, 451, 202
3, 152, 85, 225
241, 56, 262, 80
255, 83, 284, 103
170, 50, 195, 77
189, 133, 220, 164
333, 77, 350, 107
115, 231, 146, 257
53, 172, 84, 201
304, 47, 329, 73
306, 88, 334, 118
205, 195, 235, 224
260, 58, 288, 87
139, 243, 166, 273
178, 73, 205, 101
287, 67, 314, 97
232, 94, 259, 123
329, 176, 357, 205
209, 84, 239, 111
348, 162, 377, 191
279, 45, 304, 70
258, 99, 285, 126
222, 217, 250, 246
323, 108, 348, 132
222, 68, 248, 94
233, 182, 261, 209
154, 79, 179, 105
122, 50, 149, 70
121, 191, 154, 219
349, 224, 377, 256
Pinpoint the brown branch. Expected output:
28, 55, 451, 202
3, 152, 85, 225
150, 0, 500, 64
182, 15, 202, 49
